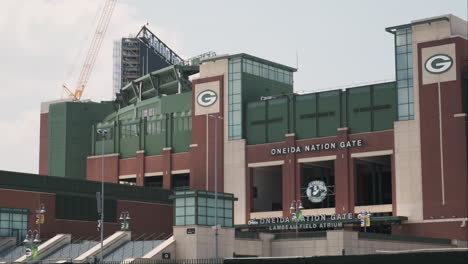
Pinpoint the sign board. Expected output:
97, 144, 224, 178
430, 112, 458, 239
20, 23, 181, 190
194, 81, 220, 116
186, 228, 196, 234
306, 181, 328, 203
270, 140, 364, 156
421, 43, 457, 85
35, 214, 44, 224
248, 213, 356, 231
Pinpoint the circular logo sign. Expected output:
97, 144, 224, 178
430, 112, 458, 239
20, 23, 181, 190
306, 180, 327, 203
197, 90, 218, 107
424, 54, 453, 74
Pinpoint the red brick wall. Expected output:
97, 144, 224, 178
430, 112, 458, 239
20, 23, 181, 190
86, 155, 119, 183
245, 129, 395, 217
0, 188, 173, 240
418, 37, 468, 220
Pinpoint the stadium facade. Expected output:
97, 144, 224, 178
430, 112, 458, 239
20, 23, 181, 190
32, 13, 468, 247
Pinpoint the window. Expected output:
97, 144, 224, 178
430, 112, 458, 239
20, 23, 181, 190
173, 190, 234, 227
120, 123, 139, 138
395, 28, 414, 120
0, 208, 29, 244
228, 58, 243, 140
242, 59, 293, 85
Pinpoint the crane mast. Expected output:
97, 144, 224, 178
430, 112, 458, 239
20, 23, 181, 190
64, 0, 117, 101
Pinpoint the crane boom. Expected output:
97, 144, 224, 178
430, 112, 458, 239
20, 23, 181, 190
65, 0, 117, 101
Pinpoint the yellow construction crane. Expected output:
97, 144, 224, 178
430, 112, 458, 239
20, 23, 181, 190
63, 0, 117, 101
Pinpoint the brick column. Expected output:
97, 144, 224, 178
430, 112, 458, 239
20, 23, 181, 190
162, 147, 172, 189
136, 150, 145, 186
282, 133, 297, 217
335, 127, 352, 214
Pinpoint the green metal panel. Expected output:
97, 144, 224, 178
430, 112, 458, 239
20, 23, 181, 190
317, 91, 340, 137
94, 122, 115, 155
119, 120, 140, 159
295, 94, 317, 139
243, 82, 396, 145
160, 92, 192, 113
48, 103, 67, 177
347, 86, 372, 133
48, 102, 114, 179
144, 114, 167, 156
171, 111, 192, 153
246, 101, 267, 144
373, 82, 396, 131
267, 98, 288, 142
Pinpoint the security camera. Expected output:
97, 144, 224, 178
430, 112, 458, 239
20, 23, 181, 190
97, 129, 103, 134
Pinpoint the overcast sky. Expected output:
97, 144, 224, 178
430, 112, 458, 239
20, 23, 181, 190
0, 0, 466, 174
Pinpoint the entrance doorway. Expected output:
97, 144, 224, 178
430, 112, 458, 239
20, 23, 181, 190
251, 166, 283, 212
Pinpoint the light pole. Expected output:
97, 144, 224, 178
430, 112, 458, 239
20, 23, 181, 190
289, 200, 304, 238
96, 128, 108, 263
358, 211, 371, 232
119, 211, 131, 231
208, 114, 223, 260
23, 229, 40, 260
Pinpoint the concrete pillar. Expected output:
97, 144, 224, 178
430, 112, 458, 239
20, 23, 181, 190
173, 226, 234, 259
162, 147, 172, 189
259, 232, 274, 257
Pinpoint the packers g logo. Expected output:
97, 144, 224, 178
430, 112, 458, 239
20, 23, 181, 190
425, 54, 453, 74
197, 90, 218, 107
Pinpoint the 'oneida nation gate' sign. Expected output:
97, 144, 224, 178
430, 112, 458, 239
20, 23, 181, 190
270, 139, 364, 156
248, 213, 357, 231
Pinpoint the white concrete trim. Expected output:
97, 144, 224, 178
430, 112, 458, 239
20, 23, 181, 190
297, 155, 336, 163
354, 204, 392, 213
142, 236, 175, 259
15, 234, 70, 262
248, 160, 284, 168
405, 217, 468, 224
171, 169, 190, 174
87, 153, 119, 159
454, 113, 467, 118
377, 248, 468, 254
119, 174, 136, 179
75, 231, 130, 262
301, 208, 336, 215
144, 172, 163, 177
250, 211, 283, 219
351, 150, 393, 158
437, 82, 446, 205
